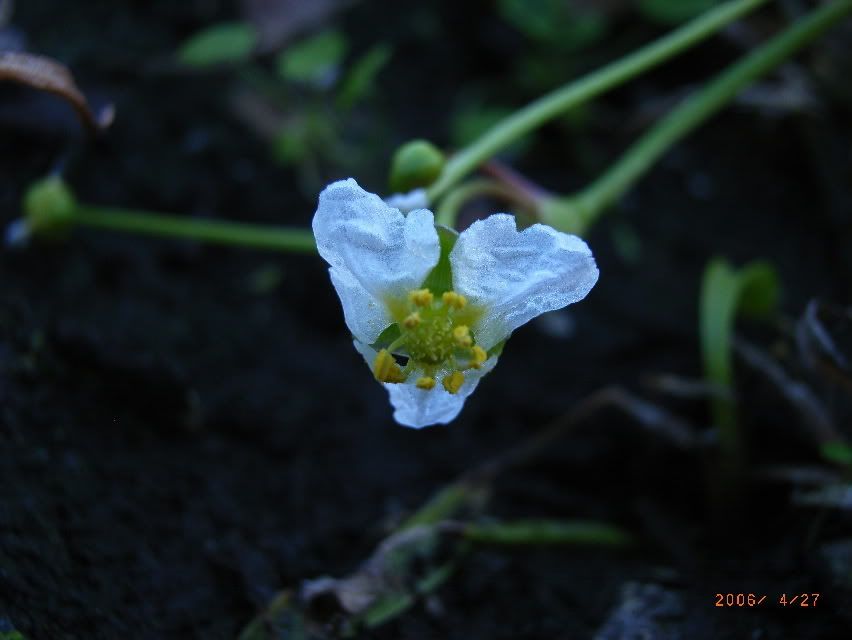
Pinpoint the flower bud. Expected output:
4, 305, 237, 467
23, 176, 76, 237
388, 139, 445, 193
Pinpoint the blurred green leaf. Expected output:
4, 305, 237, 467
177, 22, 257, 67
271, 125, 308, 166
498, 0, 608, 51
464, 519, 632, 547
738, 262, 780, 317
821, 441, 852, 467
700, 258, 779, 469
276, 29, 347, 87
337, 44, 392, 109
700, 258, 778, 392
637, 0, 719, 25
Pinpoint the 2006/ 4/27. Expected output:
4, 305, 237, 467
715, 593, 820, 607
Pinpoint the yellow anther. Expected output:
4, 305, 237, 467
442, 291, 467, 309
373, 349, 406, 383
408, 288, 434, 307
452, 325, 472, 347
416, 376, 436, 390
470, 345, 487, 369
442, 371, 465, 394
403, 312, 421, 328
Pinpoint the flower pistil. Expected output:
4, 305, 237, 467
373, 286, 484, 394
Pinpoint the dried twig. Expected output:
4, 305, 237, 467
796, 300, 852, 392
734, 336, 839, 444
0, 51, 113, 134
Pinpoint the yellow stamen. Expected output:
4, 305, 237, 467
416, 376, 436, 390
373, 349, 406, 383
403, 312, 421, 328
442, 371, 465, 394
452, 325, 472, 347
442, 291, 467, 309
408, 288, 434, 307
469, 345, 487, 369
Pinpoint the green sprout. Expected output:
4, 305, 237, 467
699, 258, 779, 485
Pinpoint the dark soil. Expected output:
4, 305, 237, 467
2, 1, 851, 639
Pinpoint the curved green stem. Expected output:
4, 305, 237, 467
426, 0, 772, 203
73, 204, 317, 254
547, 0, 852, 232
434, 179, 520, 228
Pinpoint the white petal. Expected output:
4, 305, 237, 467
353, 341, 497, 429
450, 214, 598, 350
313, 179, 441, 344
384, 188, 429, 213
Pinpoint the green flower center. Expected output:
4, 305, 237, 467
372, 288, 487, 393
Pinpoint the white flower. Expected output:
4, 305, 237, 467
312, 178, 599, 428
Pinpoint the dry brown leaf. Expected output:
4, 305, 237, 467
796, 300, 852, 392
0, 51, 113, 133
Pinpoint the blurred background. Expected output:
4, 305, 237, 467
1, 0, 851, 638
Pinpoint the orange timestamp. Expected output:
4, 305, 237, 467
715, 593, 820, 607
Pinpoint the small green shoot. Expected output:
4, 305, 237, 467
821, 441, 852, 469
276, 29, 347, 87
700, 258, 778, 480
177, 22, 257, 67
464, 519, 632, 547
337, 44, 392, 109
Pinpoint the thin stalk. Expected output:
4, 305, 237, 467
426, 0, 772, 202
73, 204, 317, 254
558, 0, 852, 230
434, 179, 520, 228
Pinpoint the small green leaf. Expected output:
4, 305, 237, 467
498, 0, 607, 51
821, 441, 852, 467
699, 257, 780, 477
337, 44, 392, 109
738, 262, 779, 318
177, 22, 257, 67
700, 258, 779, 396
464, 519, 632, 547
276, 29, 347, 87
271, 126, 308, 166
637, 0, 719, 25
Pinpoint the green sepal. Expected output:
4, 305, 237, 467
420, 225, 458, 297
487, 339, 506, 359
372, 323, 401, 351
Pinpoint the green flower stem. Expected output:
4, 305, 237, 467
547, 0, 852, 233
463, 519, 632, 547
426, 0, 772, 203
434, 179, 521, 228
72, 204, 317, 254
